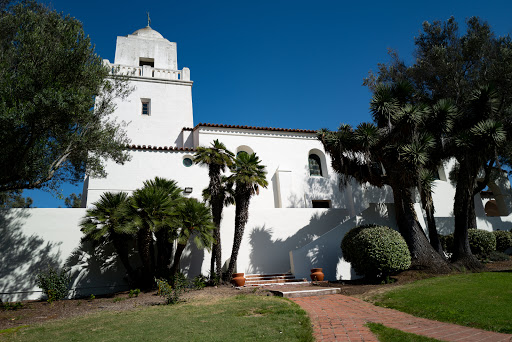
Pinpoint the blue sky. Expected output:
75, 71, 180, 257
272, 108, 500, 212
25, 0, 512, 207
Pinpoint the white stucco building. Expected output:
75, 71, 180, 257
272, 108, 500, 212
2, 25, 512, 300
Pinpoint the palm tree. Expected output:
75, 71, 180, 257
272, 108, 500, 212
142, 177, 183, 276
318, 81, 450, 271
449, 86, 506, 269
193, 139, 234, 279
225, 152, 268, 280
128, 180, 180, 288
169, 198, 215, 277
80, 192, 138, 282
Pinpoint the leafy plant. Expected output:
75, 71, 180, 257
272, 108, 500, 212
36, 265, 71, 303
468, 229, 496, 258
89, 294, 96, 301
341, 224, 411, 279
0, 300, 24, 311
493, 230, 512, 252
488, 251, 511, 262
129, 288, 141, 298
156, 277, 187, 304
192, 275, 208, 290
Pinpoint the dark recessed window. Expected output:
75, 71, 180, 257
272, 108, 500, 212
183, 158, 193, 167
139, 58, 154, 67
312, 200, 330, 208
141, 99, 150, 115
309, 154, 323, 176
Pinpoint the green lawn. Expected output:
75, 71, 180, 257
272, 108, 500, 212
0, 295, 313, 342
366, 323, 443, 342
372, 272, 512, 334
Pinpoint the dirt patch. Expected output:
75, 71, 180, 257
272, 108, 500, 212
1, 259, 510, 331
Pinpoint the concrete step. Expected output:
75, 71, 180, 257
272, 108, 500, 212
245, 278, 308, 286
270, 287, 341, 298
245, 273, 293, 279
240, 273, 308, 287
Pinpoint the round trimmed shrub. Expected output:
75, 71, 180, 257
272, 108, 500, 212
468, 229, 496, 257
493, 230, 512, 252
341, 224, 411, 278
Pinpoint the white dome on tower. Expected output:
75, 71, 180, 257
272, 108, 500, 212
131, 26, 164, 39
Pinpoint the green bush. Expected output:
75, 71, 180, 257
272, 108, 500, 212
192, 274, 207, 290
341, 224, 411, 279
488, 251, 511, 261
493, 230, 512, 252
36, 265, 71, 303
129, 288, 140, 298
468, 229, 496, 257
156, 275, 188, 304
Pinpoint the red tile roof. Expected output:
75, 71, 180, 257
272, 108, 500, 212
194, 123, 317, 134
126, 144, 196, 152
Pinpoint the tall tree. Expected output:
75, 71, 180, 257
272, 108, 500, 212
364, 17, 512, 269
193, 140, 234, 279
65, 193, 82, 208
318, 82, 450, 271
169, 198, 215, 277
143, 177, 183, 277
128, 181, 179, 288
0, 1, 131, 194
0, 190, 33, 208
80, 192, 138, 283
225, 152, 268, 280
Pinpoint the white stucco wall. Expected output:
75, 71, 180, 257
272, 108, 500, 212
194, 127, 393, 212
0, 209, 86, 301
107, 78, 193, 147
86, 149, 208, 206
114, 32, 177, 70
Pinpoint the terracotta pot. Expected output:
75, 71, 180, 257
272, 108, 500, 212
310, 268, 324, 281
231, 273, 246, 287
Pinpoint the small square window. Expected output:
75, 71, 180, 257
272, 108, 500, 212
141, 99, 150, 115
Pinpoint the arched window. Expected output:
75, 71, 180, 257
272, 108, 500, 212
309, 154, 323, 176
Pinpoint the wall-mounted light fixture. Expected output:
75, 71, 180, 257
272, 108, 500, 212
184, 187, 193, 194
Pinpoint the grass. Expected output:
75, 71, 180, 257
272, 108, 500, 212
372, 271, 512, 334
0, 294, 313, 342
366, 323, 443, 342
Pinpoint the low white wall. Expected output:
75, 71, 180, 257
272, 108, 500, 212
0, 208, 131, 301
176, 207, 352, 277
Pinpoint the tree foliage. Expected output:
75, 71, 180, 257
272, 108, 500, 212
0, 190, 33, 208
80, 178, 215, 289
64, 193, 82, 208
0, 1, 131, 194
364, 16, 512, 269
318, 81, 450, 270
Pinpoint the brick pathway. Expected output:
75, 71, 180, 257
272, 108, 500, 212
291, 294, 512, 342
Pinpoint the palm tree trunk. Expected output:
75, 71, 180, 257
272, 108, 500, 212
112, 234, 138, 283
390, 184, 449, 271
421, 190, 444, 257
170, 243, 187, 277
155, 229, 173, 277
209, 165, 224, 279
137, 227, 154, 289
453, 162, 483, 270
226, 193, 249, 281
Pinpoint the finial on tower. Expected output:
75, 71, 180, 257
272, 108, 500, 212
146, 12, 151, 27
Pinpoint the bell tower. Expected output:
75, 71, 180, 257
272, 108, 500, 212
104, 25, 194, 147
